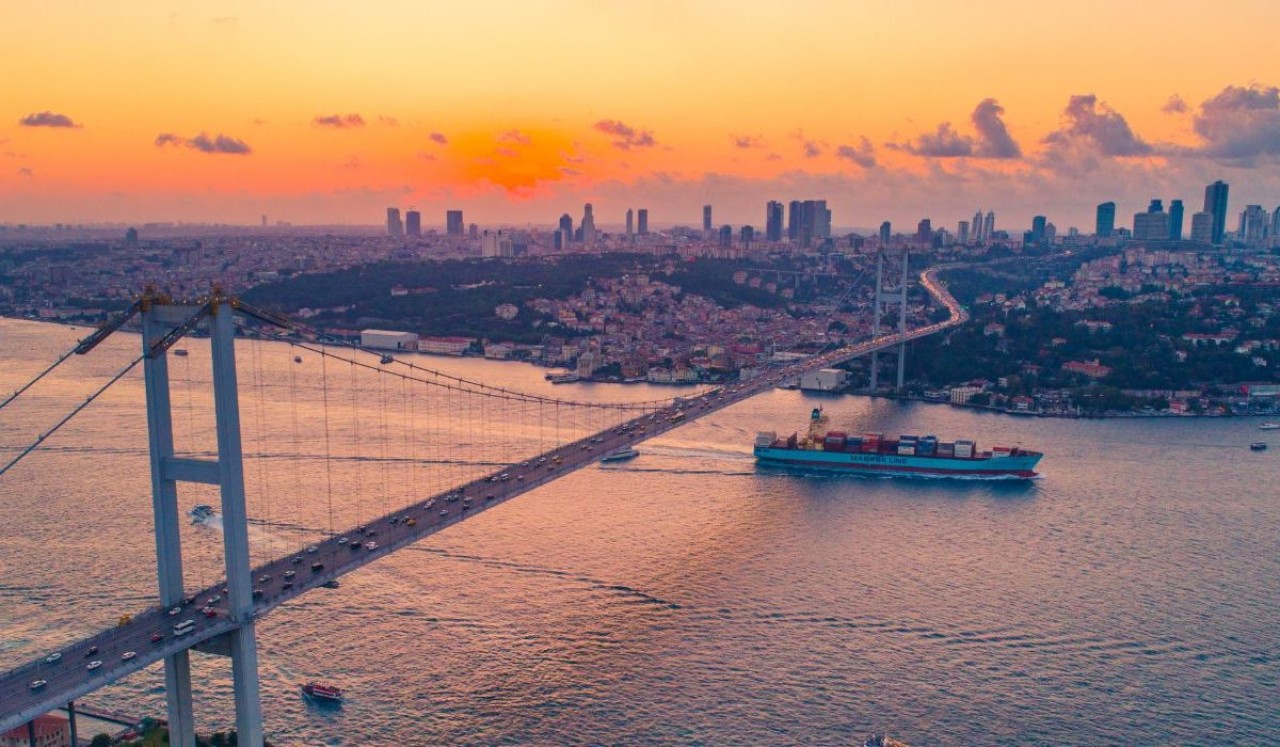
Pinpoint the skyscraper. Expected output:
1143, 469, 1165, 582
1271, 206, 1280, 248
703, 205, 712, 232
787, 201, 802, 242
1190, 212, 1214, 243
957, 220, 970, 245
1095, 202, 1116, 238
386, 208, 403, 236
405, 210, 421, 237
581, 203, 596, 244
765, 201, 783, 242
1031, 215, 1046, 244
916, 219, 932, 244
446, 210, 464, 236
1242, 205, 1268, 246
972, 210, 984, 241
983, 211, 996, 242
626, 208, 634, 236
740, 225, 754, 248
1168, 200, 1184, 241
1203, 180, 1229, 245
558, 213, 573, 239
879, 221, 891, 244
718, 224, 732, 248
1134, 207, 1170, 241
637, 209, 649, 235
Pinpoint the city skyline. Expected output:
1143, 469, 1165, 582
4, 2, 1280, 228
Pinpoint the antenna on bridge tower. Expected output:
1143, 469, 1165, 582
870, 246, 909, 391
140, 289, 264, 747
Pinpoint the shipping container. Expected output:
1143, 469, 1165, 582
936, 443, 956, 457
826, 431, 847, 440
917, 442, 937, 456
955, 445, 973, 458
898, 444, 916, 455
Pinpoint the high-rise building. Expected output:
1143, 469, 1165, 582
957, 221, 970, 245
971, 210, 984, 242
637, 209, 649, 235
787, 201, 802, 242
879, 221, 891, 244
468, 223, 479, 240
1272, 205, 1280, 248
916, 219, 932, 244
765, 201, 783, 242
558, 213, 573, 239
1242, 205, 1268, 246
1190, 212, 1214, 243
446, 210, 464, 236
703, 205, 713, 232
581, 203, 596, 244
554, 229, 568, 250
481, 230, 499, 258
626, 208, 634, 236
1095, 202, 1116, 237
1203, 180, 1229, 245
983, 211, 996, 242
718, 224, 732, 248
1147, 199, 1164, 213
1030, 215, 1047, 244
1168, 200, 1184, 241
405, 210, 421, 237
740, 225, 754, 248
386, 207, 403, 236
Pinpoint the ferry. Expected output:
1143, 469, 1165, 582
188, 505, 215, 522
548, 372, 580, 384
600, 447, 640, 463
301, 682, 344, 704
754, 408, 1042, 479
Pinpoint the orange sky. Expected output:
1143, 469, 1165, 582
4, 1, 1280, 230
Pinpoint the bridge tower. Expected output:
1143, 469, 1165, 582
141, 293, 263, 747
870, 247, 909, 391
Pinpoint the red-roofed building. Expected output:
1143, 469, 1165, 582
1, 715, 71, 747
1062, 359, 1112, 379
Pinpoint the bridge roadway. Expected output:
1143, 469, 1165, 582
0, 267, 965, 731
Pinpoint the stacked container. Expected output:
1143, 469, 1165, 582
954, 440, 975, 458
918, 435, 938, 457
898, 435, 918, 456
824, 431, 847, 451
936, 442, 956, 457
862, 433, 882, 453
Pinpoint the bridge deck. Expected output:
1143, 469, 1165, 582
0, 268, 964, 732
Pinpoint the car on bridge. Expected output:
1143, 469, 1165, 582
87, 660, 102, 671
29, 679, 46, 690
44, 652, 60, 663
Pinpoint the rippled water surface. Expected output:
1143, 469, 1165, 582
2, 318, 1278, 745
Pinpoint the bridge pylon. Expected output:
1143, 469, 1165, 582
870, 247, 909, 391
141, 293, 263, 746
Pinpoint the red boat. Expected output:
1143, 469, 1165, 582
301, 682, 343, 703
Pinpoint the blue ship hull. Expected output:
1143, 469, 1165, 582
754, 445, 1041, 478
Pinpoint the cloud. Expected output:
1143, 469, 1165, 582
495, 147, 519, 158
593, 119, 657, 150
155, 132, 252, 154
377, 115, 398, 127
836, 137, 877, 168
429, 132, 448, 145
1162, 95, 1189, 115
19, 111, 80, 128
498, 129, 532, 145
313, 114, 365, 128
889, 98, 1021, 159
1189, 84, 1280, 163
802, 140, 824, 158
732, 134, 763, 149
889, 122, 973, 157
1043, 94, 1152, 157
17, 167, 33, 177
559, 167, 581, 177
970, 98, 1022, 158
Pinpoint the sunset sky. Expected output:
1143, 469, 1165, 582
4, 0, 1280, 231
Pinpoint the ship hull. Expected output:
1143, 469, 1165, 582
754, 445, 1040, 478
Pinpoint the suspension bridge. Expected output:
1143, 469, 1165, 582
0, 264, 965, 745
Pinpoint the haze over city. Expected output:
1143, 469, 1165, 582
5, 1, 1280, 230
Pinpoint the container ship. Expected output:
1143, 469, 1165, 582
754, 408, 1042, 479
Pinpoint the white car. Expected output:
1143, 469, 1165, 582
365, 541, 378, 550
29, 679, 47, 690
45, 652, 61, 663
87, 660, 103, 671
168, 606, 181, 616
121, 651, 136, 661
306, 545, 319, 553
338, 537, 348, 545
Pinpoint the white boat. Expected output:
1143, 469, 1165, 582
548, 373, 580, 384
601, 448, 639, 463
1259, 422, 1280, 430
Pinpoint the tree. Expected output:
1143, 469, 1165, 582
91, 735, 113, 747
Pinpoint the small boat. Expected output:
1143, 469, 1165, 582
294, 356, 303, 363
863, 735, 910, 747
321, 579, 340, 589
173, 349, 189, 357
380, 354, 394, 364
188, 505, 215, 522
301, 682, 344, 704
548, 373, 580, 384
1259, 422, 1280, 430
601, 448, 640, 463
1250, 442, 1268, 451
